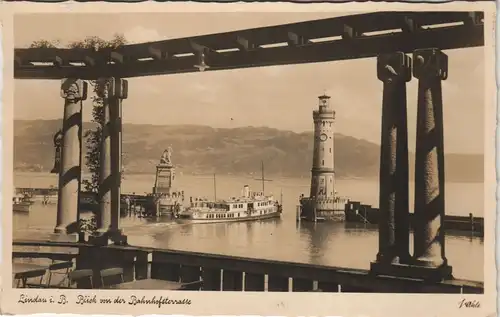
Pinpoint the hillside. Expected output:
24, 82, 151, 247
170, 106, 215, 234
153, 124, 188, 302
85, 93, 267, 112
13, 119, 483, 182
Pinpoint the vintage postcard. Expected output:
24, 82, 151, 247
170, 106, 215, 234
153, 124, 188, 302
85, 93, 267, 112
0, 1, 496, 316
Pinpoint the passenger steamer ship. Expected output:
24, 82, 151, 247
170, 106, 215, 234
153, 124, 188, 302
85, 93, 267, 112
176, 163, 283, 223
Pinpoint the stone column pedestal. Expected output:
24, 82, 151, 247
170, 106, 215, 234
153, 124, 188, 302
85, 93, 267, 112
52, 78, 87, 242
370, 52, 411, 276
410, 48, 452, 281
91, 78, 128, 246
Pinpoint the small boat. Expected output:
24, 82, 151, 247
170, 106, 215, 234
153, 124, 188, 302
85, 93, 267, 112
12, 195, 34, 213
176, 162, 283, 223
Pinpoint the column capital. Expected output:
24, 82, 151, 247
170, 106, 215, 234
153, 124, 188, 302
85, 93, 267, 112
109, 78, 129, 99
377, 52, 411, 83
96, 77, 129, 99
60, 78, 88, 101
413, 48, 448, 80
95, 78, 128, 99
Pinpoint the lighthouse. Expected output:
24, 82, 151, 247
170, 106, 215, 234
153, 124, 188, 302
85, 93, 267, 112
299, 94, 344, 222
310, 94, 335, 199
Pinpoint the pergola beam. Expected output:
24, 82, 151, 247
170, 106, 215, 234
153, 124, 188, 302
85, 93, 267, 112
14, 23, 483, 80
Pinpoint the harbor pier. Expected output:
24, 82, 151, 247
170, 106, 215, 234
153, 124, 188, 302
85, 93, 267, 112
13, 11, 485, 290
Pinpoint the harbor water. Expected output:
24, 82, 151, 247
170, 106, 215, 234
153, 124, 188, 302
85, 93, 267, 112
13, 172, 484, 282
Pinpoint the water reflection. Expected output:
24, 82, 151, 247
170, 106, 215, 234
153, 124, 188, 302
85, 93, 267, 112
13, 198, 483, 281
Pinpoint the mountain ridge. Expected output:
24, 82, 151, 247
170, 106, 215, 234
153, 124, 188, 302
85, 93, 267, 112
13, 119, 483, 183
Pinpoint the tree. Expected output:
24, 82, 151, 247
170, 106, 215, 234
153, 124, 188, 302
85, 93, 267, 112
29, 39, 60, 48
63, 33, 127, 194
31, 34, 128, 234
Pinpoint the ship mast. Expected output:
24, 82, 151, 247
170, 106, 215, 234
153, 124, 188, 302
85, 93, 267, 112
213, 173, 217, 201
254, 160, 273, 194
261, 161, 265, 193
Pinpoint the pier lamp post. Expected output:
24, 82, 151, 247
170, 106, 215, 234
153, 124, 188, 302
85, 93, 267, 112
51, 129, 63, 174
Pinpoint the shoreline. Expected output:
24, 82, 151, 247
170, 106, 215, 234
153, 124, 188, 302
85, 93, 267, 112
13, 170, 483, 184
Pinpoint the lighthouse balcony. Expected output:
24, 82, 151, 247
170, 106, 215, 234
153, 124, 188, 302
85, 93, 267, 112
311, 167, 335, 173
313, 110, 335, 117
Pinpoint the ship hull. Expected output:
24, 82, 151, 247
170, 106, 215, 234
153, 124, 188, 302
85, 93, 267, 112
13, 203, 32, 213
175, 211, 281, 224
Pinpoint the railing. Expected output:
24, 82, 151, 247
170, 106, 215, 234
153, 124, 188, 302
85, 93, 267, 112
12, 240, 484, 293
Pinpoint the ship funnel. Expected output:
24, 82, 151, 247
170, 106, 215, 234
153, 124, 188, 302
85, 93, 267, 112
243, 185, 250, 198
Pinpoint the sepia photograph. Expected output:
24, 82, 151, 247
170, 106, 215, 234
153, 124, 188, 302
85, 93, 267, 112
2, 2, 496, 315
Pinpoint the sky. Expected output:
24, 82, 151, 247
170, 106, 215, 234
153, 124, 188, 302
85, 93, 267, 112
13, 12, 485, 154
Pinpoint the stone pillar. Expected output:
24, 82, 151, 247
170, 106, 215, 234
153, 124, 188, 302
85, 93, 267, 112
109, 78, 128, 243
92, 78, 128, 245
53, 78, 87, 241
372, 52, 411, 268
412, 48, 452, 279
95, 78, 112, 239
